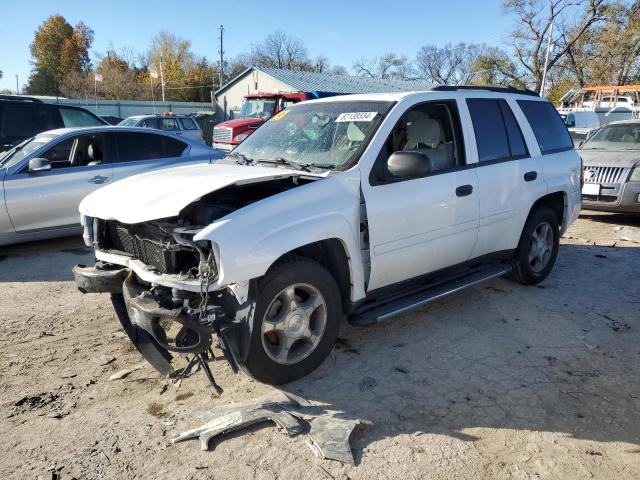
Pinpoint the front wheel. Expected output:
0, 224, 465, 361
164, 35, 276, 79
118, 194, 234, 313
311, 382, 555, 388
510, 206, 560, 285
241, 256, 343, 385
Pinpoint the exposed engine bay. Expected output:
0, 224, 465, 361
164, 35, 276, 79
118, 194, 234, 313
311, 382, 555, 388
76, 175, 318, 387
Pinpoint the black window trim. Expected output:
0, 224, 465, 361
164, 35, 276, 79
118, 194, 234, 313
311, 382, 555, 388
516, 99, 575, 155
369, 99, 467, 186
466, 98, 531, 165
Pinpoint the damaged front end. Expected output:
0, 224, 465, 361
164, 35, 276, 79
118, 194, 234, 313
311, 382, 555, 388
73, 213, 254, 381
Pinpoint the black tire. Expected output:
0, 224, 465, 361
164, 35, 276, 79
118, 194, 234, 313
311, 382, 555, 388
241, 256, 343, 385
510, 206, 560, 285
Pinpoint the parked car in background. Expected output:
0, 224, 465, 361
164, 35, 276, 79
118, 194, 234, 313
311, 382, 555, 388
100, 115, 124, 125
0, 126, 223, 246
119, 113, 205, 144
0, 95, 107, 152
560, 111, 600, 144
75, 86, 581, 385
580, 119, 640, 214
213, 92, 340, 150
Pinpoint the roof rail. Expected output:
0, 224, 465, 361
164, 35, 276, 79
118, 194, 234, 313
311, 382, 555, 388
431, 85, 539, 97
0, 94, 44, 103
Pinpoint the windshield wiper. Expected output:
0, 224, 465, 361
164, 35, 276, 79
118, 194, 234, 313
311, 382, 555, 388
225, 151, 255, 165
257, 157, 312, 172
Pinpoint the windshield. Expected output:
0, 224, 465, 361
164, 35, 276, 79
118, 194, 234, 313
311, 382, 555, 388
581, 123, 640, 150
232, 101, 392, 170
118, 117, 140, 127
240, 98, 277, 120
0, 134, 58, 168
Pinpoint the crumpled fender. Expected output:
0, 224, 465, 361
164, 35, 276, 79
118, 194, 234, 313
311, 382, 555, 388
194, 170, 367, 302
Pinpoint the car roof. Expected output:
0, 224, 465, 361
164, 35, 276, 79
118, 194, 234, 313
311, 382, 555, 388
306, 89, 544, 105
36, 125, 200, 141
126, 114, 191, 119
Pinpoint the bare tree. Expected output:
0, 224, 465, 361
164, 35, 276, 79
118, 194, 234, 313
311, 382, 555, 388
416, 43, 490, 85
353, 53, 415, 80
255, 31, 309, 70
504, 0, 606, 91
313, 54, 330, 73
330, 65, 348, 76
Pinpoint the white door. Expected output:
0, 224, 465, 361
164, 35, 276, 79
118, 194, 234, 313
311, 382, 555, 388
362, 101, 480, 291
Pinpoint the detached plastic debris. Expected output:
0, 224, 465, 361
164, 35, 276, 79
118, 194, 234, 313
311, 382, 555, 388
171, 390, 368, 464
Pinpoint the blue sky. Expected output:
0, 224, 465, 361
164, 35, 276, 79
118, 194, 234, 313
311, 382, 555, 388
0, 0, 515, 92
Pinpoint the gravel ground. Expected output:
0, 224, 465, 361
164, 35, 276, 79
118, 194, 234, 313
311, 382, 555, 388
1, 211, 639, 480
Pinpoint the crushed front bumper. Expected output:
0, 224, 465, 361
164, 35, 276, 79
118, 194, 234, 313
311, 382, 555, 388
74, 263, 253, 378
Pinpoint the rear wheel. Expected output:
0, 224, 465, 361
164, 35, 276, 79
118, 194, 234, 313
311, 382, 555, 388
510, 207, 560, 285
241, 256, 343, 385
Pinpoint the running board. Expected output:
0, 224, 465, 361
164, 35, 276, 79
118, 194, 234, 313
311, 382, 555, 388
349, 265, 509, 326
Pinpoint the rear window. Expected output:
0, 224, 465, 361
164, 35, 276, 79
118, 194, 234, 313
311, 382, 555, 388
0, 104, 60, 140
517, 100, 573, 154
59, 107, 103, 127
178, 117, 198, 130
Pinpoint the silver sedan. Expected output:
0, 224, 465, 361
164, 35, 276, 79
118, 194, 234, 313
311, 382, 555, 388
0, 126, 223, 246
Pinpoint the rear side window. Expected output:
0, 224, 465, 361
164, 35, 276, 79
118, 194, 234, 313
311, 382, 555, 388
178, 117, 198, 130
0, 105, 61, 139
467, 99, 529, 162
59, 107, 103, 127
114, 132, 186, 162
517, 100, 573, 154
466, 99, 510, 162
498, 101, 528, 157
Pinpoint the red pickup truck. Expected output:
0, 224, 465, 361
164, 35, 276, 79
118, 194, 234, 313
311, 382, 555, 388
213, 92, 329, 150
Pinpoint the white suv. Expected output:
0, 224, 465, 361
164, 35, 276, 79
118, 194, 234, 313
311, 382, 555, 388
74, 87, 582, 385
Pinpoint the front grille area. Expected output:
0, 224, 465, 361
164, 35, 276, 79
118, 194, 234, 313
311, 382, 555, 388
105, 222, 198, 274
583, 166, 624, 184
213, 126, 232, 142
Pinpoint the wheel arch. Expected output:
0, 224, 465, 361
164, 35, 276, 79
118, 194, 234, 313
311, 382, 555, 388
268, 238, 354, 314
528, 190, 567, 231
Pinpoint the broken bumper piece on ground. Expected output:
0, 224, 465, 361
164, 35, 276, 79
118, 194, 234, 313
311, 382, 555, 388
171, 390, 368, 465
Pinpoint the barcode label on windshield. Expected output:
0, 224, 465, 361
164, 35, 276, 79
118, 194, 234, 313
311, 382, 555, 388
335, 112, 378, 122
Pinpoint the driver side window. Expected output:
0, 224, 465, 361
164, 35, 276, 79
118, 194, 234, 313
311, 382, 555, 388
372, 101, 465, 183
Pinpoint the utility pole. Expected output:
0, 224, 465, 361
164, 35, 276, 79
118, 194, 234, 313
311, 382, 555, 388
159, 54, 166, 102
540, 21, 554, 97
218, 25, 225, 89
15, 75, 18, 95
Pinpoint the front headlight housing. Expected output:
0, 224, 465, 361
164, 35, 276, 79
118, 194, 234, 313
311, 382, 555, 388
630, 166, 640, 182
234, 133, 249, 142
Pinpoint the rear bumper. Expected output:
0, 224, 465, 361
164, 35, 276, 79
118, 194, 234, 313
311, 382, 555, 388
582, 181, 640, 213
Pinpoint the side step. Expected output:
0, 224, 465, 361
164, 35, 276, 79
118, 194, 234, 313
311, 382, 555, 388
349, 265, 509, 326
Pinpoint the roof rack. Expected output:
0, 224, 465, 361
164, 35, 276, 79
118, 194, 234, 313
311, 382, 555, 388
0, 95, 44, 103
431, 85, 539, 97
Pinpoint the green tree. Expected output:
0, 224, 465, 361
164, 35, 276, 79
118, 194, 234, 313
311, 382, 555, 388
25, 15, 93, 96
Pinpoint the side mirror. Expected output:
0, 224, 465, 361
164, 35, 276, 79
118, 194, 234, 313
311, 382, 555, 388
28, 158, 51, 173
387, 151, 432, 179
566, 118, 576, 127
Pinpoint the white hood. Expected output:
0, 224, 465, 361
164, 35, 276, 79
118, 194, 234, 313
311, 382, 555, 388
79, 162, 316, 224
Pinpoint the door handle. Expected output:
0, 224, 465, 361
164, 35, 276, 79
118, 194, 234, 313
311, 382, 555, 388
88, 175, 109, 184
455, 184, 473, 197
524, 171, 538, 182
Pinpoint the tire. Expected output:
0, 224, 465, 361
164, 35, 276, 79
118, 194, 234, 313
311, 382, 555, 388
241, 256, 343, 385
510, 206, 560, 285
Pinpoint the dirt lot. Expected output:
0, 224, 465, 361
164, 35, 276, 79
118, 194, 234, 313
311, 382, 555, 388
1, 212, 639, 480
